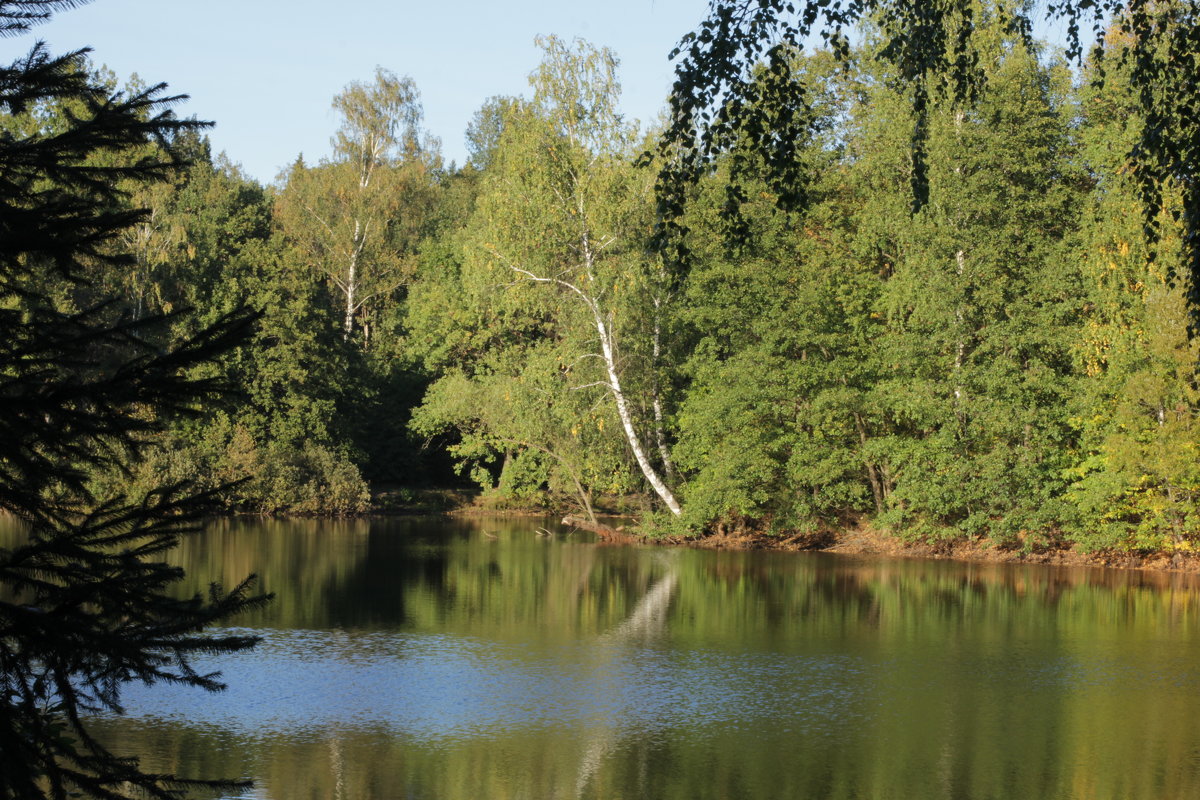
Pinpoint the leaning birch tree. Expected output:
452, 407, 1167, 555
479, 36, 682, 515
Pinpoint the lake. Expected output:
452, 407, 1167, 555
76, 516, 1200, 799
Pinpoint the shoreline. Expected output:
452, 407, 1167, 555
559, 514, 1200, 575
658, 523, 1200, 575
216, 492, 1200, 577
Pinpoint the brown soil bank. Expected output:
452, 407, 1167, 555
647, 521, 1200, 575
553, 511, 1200, 576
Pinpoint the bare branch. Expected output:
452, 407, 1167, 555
569, 380, 614, 392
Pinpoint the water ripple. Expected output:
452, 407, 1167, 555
103, 627, 870, 742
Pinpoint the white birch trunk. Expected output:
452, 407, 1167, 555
952, 111, 966, 416
344, 250, 357, 336
508, 274, 683, 517
343, 218, 367, 338
588, 303, 681, 515
579, 229, 682, 517
341, 138, 375, 339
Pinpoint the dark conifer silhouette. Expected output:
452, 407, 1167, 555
0, 2, 267, 797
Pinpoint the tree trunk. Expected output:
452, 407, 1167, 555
854, 412, 886, 516
575, 221, 682, 517
344, 222, 360, 338
651, 306, 676, 480
953, 247, 965, 421
593, 310, 682, 516
952, 111, 967, 428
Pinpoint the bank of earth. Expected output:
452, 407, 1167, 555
556, 513, 1200, 575
367, 488, 1200, 574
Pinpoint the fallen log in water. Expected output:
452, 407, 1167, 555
561, 515, 643, 544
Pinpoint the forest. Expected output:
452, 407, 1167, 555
21, 8, 1200, 557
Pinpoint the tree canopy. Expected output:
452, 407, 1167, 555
654, 0, 1200, 312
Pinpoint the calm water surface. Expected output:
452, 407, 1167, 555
67, 517, 1200, 798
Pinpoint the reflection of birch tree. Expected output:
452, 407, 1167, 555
569, 563, 678, 799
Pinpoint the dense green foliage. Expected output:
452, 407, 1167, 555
9, 1, 1200, 798
30, 3, 1200, 556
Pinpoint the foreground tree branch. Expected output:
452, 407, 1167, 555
0, 3, 268, 796
654, 0, 1200, 322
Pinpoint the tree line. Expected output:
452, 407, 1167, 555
21, 12, 1197, 556
5, 0, 1200, 796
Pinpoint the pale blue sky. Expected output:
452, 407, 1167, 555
23, 0, 709, 183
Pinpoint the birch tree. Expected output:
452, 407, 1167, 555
276, 68, 437, 344
410, 38, 681, 515
489, 36, 682, 515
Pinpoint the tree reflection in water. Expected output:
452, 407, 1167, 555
9, 515, 1198, 800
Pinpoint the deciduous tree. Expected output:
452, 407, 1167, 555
276, 68, 438, 345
